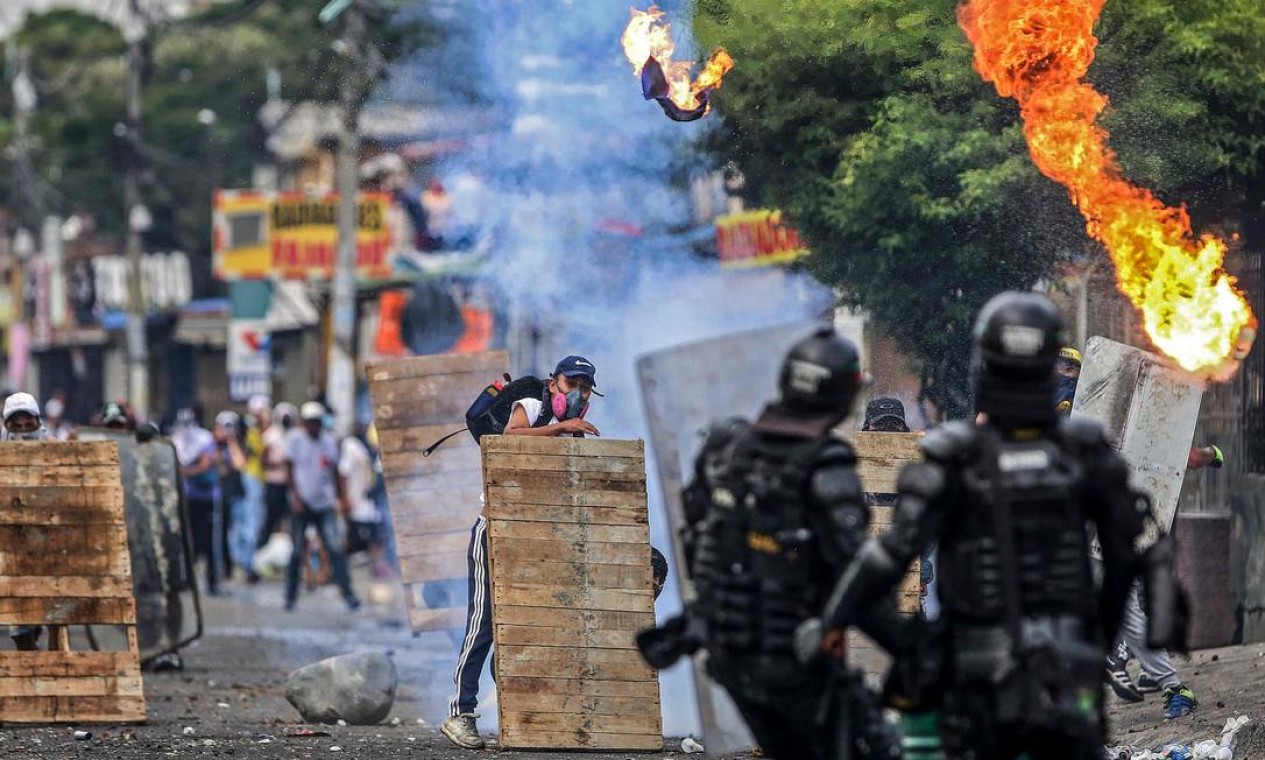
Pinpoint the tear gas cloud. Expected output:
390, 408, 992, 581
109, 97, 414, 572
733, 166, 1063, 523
403, 0, 833, 736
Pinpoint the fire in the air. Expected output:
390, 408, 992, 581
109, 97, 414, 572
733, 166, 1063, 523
621, 6, 734, 122
959, 0, 1256, 378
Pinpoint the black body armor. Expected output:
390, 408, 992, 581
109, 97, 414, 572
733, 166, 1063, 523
687, 420, 865, 685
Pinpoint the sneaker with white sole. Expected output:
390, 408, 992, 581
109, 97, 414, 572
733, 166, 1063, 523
1105, 647, 1142, 703
442, 713, 485, 749
1136, 672, 1163, 694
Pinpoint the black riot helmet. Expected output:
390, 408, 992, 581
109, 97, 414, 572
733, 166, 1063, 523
972, 291, 1065, 429
756, 326, 864, 437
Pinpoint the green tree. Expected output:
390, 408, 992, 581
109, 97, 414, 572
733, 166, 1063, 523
695, 0, 1265, 416
0, 1, 430, 294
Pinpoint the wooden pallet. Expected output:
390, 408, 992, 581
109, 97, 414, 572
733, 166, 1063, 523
482, 436, 662, 751
0, 441, 146, 723
850, 431, 924, 680
366, 351, 510, 633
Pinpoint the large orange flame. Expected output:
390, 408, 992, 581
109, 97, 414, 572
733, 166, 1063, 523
959, 0, 1255, 378
621, 6, 734, 114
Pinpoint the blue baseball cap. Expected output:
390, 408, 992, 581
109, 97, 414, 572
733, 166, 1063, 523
554, 355, 599, 390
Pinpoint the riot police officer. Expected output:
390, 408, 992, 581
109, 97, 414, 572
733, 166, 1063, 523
809, 292, 1183, 760
638, 326, 906, 760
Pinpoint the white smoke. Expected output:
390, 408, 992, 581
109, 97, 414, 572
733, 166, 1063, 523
411, 0, 834, 737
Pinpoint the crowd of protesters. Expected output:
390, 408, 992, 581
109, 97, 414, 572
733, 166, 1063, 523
0, 391, 395, 611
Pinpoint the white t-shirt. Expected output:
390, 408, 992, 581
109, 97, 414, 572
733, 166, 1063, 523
513, 398, 544, 427
339, 436, 379, 523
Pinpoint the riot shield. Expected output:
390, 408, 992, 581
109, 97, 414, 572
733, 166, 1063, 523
77, 428, 203, 662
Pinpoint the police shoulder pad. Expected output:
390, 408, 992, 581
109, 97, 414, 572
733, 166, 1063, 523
920, 420, 976, 462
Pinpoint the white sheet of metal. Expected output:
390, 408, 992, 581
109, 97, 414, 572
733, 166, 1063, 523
1070, 336, 1205, 533
637, 322, 815, 756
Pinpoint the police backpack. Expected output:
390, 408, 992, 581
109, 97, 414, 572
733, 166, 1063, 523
422, 374, 554, 456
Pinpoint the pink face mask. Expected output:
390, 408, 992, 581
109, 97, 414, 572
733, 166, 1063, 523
552, 388, 589, 421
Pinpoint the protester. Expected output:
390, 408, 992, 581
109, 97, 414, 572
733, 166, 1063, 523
283, 401, 360, 612
260, 402, 296, 548
3, 392, 49, 650
43, 394, 72, 441
340, 423, 386, 578
101, 401, 133, 430
172, 407, 221, 596
442, 356, 602, 750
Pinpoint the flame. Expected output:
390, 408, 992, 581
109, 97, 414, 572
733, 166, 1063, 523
959, 0, 1255, 377
621, 6, 734, 114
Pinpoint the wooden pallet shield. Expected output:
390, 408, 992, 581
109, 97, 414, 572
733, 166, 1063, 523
366, 351, 510, 633
0, 441, 146, 723
482, 436, 662, 751
76, 429, 203, 663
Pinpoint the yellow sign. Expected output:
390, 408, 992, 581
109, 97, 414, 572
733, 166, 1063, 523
213, 190, 394, 281
715, 209, 809, 269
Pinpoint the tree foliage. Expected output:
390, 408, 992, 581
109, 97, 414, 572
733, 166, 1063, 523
0, 1, 430, 294
695, 0, 1265, 416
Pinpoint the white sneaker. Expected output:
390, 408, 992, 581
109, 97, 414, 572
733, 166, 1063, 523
441, 713, 485, 749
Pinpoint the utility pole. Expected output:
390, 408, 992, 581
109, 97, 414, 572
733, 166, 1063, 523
328, 0, 368, 437
124, 0, 150, 421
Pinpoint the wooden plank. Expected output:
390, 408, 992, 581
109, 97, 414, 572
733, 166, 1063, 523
497, 657, 655, 682
0, 485, 124, 511
0, 442, 119, 467
0, 523, 131, 577
498, 645, 650, 666
488, 522, 650, 545
386, 469, 486, 494
497, 675, 660, 698
370, 371, 498, 410
398, 551, 467, 583
391, 506, 478, 537
484, 453, 644, 475
853, 431, 923, 495
0, 675, 144, 698
484, 486, 647, 510
0, 597, 136, 626
495, 625, 638, 650
491, 539, 648, 567
495, 605, 655, 631
479, 501, 647, 527
497, 693, 660, 715
484, 436, 644, 459
493, 584, 652, 613
0, 696, 146, 723
0, 466, 122, 487
501, 709, 661, 736
396, 529, 472, 558
373, 396, 479, 430
366, 350, 509, 383
499, 730, 662, 751
407, 605, 467, 632
377, 424, 476, 454
380, 445, 481, 479
0, 576, 133, 599
491, 561, 651, 590
483, 469, 645, 491
0, 652, 140, 678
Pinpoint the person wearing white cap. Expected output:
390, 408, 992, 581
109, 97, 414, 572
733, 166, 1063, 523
2, 392, 48, 650
2, 393, 47, 442
283, 401, 360, 611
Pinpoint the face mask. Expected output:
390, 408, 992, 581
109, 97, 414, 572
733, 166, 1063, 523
4, 427, 46, 442
551, 389, 589, 421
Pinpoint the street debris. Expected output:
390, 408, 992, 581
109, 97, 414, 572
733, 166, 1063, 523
285, 729, 332, 738
73, 731, 91, 741
285, 651, 398, 725
1105, 715, 1250, 759
681, 737, 705, 754
181, 727, 194, 736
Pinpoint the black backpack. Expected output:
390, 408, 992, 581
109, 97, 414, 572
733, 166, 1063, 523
422, 374, 554, 457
